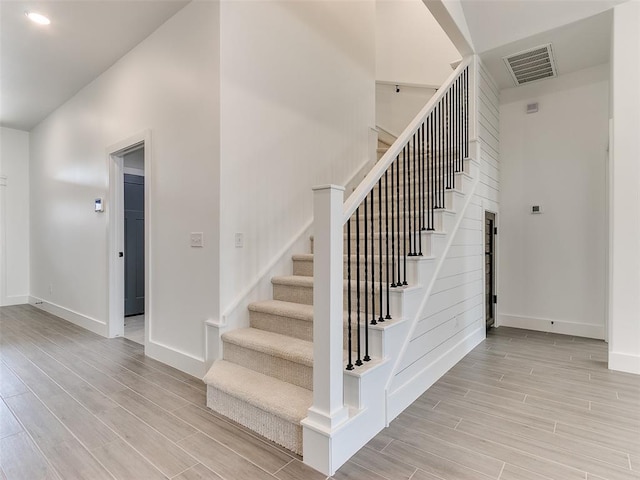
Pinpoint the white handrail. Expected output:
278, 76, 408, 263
342, 56, 473, 223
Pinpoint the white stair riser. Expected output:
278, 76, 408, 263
223, 341, 313, 390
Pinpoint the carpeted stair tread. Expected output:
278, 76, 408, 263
292, 253, 314, 262
249, 300, 313, 322
204, 360, 311, 424
271, 275, 314, 287
223, 327, 313, 366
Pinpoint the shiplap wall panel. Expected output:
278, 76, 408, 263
390, 59, 500, 396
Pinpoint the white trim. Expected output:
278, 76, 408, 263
498, 314, 605, 340
2, 295, 28, 306
608, 351, 640, 375
29, 296, 108, 336
145, 339, 205, 378
0, 175, 6, 306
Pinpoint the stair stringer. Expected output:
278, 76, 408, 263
302, 153, 482, 476
385, 154, 484, 422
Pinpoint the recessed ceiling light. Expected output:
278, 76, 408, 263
25, 11, 51, 25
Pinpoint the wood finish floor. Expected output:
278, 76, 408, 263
1, 304, 639, 480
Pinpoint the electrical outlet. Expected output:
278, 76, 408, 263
235, 233, 244, 248
190, 232, 204, 248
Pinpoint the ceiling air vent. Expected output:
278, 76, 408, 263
503, 44, 557, 86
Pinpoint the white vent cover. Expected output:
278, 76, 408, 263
503, 44, 557, 86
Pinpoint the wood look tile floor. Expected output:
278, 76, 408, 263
1, 305, 639, 480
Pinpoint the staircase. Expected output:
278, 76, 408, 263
204, 58, 478, 473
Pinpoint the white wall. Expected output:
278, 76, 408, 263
376, 84, 436, 137
0, 127, 30, 305
218, 1, 376, 319
498, 64, 609, 339
610, 1, 640, 374
376, 0, 460, 87
29, 1, 220, 376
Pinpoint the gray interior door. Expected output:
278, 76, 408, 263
124, 174, 144, 316
485, 211, 496, 329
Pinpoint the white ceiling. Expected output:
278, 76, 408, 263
479, 10, 613, 90
0, 0, 189, 131
0, 0, 629, 132
461, 0, 626, 54
460, 0, 628, 91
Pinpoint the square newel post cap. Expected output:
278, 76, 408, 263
312, 184, 345, 192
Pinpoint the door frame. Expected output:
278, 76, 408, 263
483, 209, 498, 329
106, 130, 151, 341
0, 176, 7, 306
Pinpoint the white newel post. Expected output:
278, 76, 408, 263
302, 184, 349, 476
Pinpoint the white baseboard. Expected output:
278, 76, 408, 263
29, 296, 108, 336
1, 295, 29, 306
387, 325, 485, 422
608, 351, 640, 375
498, 314, 604, 340
146, 338, 206, 378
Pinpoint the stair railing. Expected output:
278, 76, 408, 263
306, 58, 473, 457
342, 57, 471, 370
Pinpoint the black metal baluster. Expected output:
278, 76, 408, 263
407, 141, 413, 257
390, 161, 396, 288
378, 179, 384, 323
465, 67, 469, 161
427, 114, 431, 227
448, 88, 453, 189
413, 127, 422, 256
363, 195, 368, 363
402, 146, 408, 286
430, 111, 436, 228
435, 103, 440, 208
370, 189, 376, 328
457, 75, 462, 172
346, 218, 353, 370
355, 207, 362, 367
396, 155, 401, 286
444, 90, 449, 190
440, 96, 445, 209
384, 170, 391, 320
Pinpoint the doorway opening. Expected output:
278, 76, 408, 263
123, 148, 145, 344
107, 132, 150, 346
484, 211, 496, 330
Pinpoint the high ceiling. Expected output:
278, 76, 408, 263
0, 0, 630, 132
0, 0, 189, 131
459, 0, 628, 90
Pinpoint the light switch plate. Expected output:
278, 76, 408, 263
235, 233, 244, 248
190, 232, 204, 247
